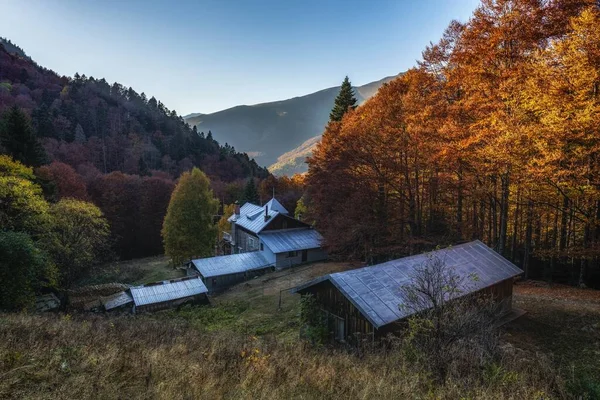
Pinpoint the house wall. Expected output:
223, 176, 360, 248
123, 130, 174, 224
134, 294, 209, 313
261, 214, 309, 231
300, 280, 375, 343
275, 248, 327, 269
198, 267, 273, 293
260, 241, 276, 264
234, 226, 260, 253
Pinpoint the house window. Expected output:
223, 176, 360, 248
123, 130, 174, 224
287, 251, 297, 258
260, 243, 264, 251
248, 237, 255, 249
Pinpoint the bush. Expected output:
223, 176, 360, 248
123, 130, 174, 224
299, 294, 328, 345
0, 231, 56, 310
400, 254, 503, 381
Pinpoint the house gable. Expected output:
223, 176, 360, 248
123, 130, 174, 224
261, 214, 310, 232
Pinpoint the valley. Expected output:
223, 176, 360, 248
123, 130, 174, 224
183, 75, 399, 175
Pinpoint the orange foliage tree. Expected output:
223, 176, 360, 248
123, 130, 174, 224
307, 1, 599, 286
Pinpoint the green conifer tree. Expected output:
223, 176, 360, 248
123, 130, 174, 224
161, 168, 219, 265
329, 76, 358, 122
242, 177, 260, 205
0, 106, 47, 167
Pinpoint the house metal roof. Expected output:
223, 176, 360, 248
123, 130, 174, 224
264, 198, 288, 214
191, 252, 272, 278
292, 240, 523, 329
227, 198, 290, 234
259, 228, 323, 254
130, 277, 208, 307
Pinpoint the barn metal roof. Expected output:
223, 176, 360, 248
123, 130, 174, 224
227, 198, 290, 234
292, 240, 523, 329
191, 252, 272, 278
259, 228, 323, 254
130, 277, 208, 307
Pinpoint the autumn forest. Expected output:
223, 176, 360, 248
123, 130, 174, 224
307, 0, 600, 288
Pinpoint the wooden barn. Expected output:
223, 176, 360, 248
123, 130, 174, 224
188, 252, 274, 292
292, 240, 523, 342
130, 276, 209, 313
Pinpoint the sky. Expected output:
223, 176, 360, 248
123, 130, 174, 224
1, 0, 480, 115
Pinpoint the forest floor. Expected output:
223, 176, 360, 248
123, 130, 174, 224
508, 280, 600, 395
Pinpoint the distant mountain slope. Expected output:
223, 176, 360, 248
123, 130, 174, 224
184, 74, 399, 171
268, 135, 322, 176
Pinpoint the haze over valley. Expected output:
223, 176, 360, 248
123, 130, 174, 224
184, 74, 399, 175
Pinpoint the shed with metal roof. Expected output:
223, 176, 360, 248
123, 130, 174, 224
101, 291, 133, 311
292, 240, 523, 342
189, 252, 274, 292
259, 228, 327, 268
130, 276, 209, 313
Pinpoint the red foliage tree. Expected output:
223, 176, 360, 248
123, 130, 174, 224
36, 161, 88, 201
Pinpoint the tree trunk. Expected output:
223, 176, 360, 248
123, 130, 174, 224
523, 199, 534, 279
511, 187, 521, 262
457, 164, 463, 238
498, 172, 510, 256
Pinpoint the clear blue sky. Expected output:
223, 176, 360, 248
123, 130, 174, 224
2, 0, 479, 115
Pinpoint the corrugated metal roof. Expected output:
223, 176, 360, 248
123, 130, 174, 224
35, 293, 61, 312
265, 198, 288, 214
292, 240, 523, 329
101, 291, 133, 310
227, 198, 290, 234
191, 252, 272, 278
259, 228, 323, 253
130, 277, 208, 307
228, 203, 262, 223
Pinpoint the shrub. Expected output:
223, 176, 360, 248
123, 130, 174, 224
400, 254, 502, 381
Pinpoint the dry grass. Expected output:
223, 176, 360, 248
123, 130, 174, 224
0, 312, 559, 400
1, 263, 598, 399
76, 255, 185, 287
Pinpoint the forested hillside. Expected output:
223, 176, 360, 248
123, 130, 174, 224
307, 0, 600, 288
0, 41, 267, 181
0, 40, 269, 262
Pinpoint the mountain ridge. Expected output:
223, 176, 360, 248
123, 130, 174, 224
184, 74, 400, 173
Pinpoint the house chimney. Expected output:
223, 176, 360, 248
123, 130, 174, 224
234, 201, 240, 216
264, 205, 269, 221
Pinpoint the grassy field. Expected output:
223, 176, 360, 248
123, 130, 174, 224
1, 260, 599, 399
168, 261, 361, 340
75, 255, 185, 286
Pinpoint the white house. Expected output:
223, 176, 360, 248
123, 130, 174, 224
188, 197, 327, 292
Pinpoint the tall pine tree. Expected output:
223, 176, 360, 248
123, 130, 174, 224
0, 106, 47, 167
329, 76, 358, 122
242, 177, 260, 205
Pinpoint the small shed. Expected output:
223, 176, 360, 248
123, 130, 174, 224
68, 283, 131, 312
35, 293, 61, 312
101, 291, 134, 312
292, 240, 523, 342
259, 228, 327, 268
130, 276, 209, 313
189, 252, 274, 292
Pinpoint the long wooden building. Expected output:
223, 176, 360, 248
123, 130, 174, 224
292, 240, 523, 342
